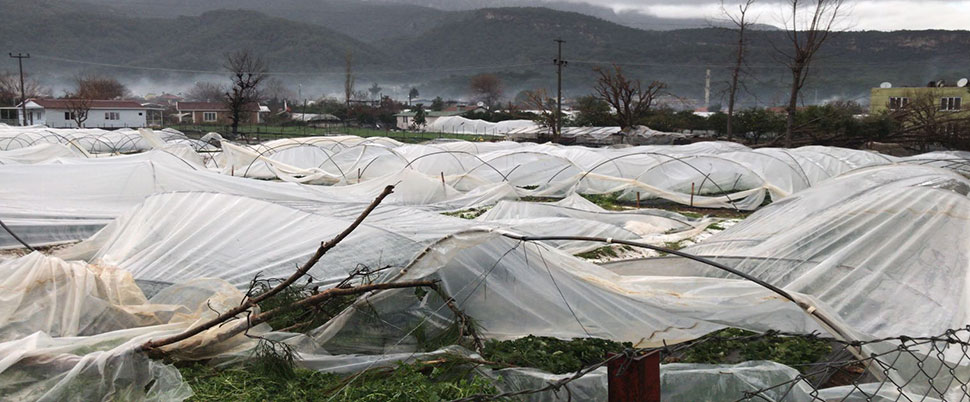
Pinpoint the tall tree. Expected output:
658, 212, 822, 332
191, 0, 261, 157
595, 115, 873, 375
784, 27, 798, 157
778, 0, 846, 147
185, 81, 225, 102
344, 51, 355, 107
263, 78, 294, 102
408, 87, 419, 105
0, 71, 48, 105
593, 64, 666, 130
469, 74, 503, 109
368, 83, 382, 101
430, 96, 444, 111
412, 103, 427, 129
573, 95, 612, 127
723, 0, 756, 142
224, 50, 267, 138
73, 74, 129, 100
524, 88, 560, 139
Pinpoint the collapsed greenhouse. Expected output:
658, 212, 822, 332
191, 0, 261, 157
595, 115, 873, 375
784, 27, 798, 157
2, 124, 970, 400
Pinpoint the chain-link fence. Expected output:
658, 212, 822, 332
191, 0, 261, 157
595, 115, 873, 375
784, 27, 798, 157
648, 327, 970, 401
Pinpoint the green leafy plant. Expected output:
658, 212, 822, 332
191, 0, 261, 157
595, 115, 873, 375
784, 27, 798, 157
677, 328, 832, 372
480, 335, 632, 374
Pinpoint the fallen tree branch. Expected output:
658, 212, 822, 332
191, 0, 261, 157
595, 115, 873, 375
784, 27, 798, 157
213, 279, 440, 343
429, 283, 485, 353
140, 185, 395, 354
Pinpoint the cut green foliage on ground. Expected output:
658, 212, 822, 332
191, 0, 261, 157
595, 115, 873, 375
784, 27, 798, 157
674, 328, 832, 372
180, 358, 500, 402
574, 245, 618, 260
480, 335, 632, 375
441, 207, 489, 220
579, 192, 630, 211
177, 330, 835, 399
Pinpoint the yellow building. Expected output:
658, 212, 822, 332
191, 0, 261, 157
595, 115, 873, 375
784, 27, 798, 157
870, 85, 969, 115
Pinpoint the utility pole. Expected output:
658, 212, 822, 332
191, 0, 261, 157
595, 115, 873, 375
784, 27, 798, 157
9, 53, 30, 126
553, 39, 567, 138
704, 68, 711, 110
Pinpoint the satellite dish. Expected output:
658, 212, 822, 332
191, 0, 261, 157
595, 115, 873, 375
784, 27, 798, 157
937, 80, 946, 87
880, 82, 892, 88
958, 78, 968, 88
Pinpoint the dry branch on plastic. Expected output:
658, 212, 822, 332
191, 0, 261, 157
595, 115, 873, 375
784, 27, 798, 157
139, 185, 449, 357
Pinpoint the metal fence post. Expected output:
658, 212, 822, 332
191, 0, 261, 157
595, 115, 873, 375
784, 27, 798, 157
607, 351, 660, 402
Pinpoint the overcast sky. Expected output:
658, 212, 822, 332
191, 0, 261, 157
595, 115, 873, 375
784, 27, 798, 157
571, 0, 970, 30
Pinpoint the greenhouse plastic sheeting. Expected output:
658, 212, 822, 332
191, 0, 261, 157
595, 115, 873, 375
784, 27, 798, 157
59, 192, 702, 287
654, 164, 970, 340
202, 137, 970, 212
0, 158, 520, 248
311, 230, 822, 351
0, 126, 209, 154
0, 143, 88, 164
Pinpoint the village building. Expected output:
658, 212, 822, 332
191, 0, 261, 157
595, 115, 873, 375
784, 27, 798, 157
1, 99, 152, 128
175, 102, 269, 124
869, 80, 968, 115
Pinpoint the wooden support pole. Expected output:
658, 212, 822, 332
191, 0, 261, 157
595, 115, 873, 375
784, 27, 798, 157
690, 182, 695, 207
607, 351, 660, 402
636, 191, 640, 209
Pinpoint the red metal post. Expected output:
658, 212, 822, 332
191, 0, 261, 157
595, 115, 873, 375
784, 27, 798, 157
607, 351, 661, 402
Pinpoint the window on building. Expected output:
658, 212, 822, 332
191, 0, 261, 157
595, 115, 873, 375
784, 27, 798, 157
889, 97, 909, 110
203, 112, 217, 122
104, 112, 120, 120
64, 111, 76, 120
940, 97, 962, 111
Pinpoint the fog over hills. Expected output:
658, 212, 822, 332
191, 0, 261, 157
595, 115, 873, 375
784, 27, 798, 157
3, 0, 969, 106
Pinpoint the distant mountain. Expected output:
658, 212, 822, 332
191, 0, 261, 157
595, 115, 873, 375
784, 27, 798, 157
80, 0, 464, 42
379, 8, 970, 102
368, 0, 777, 30
2, 1, 968, 105
0, 1, 392, 75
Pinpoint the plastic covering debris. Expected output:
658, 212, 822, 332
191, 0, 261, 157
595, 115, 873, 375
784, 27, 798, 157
3, 126, 970, 400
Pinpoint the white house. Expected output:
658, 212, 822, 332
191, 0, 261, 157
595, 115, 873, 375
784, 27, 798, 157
14, 99, 150, 128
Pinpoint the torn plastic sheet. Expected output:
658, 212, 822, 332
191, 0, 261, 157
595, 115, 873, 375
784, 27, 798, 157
311, 230, 823, 353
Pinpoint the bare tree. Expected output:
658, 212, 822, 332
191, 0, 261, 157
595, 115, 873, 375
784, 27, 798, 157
344, 51, 355, 107
469, 74, 503, 109
524, 88, 560, 140
0, 71, 48, 105
778, 0, 847, 147
263, 78, 294, 102
368, 83, 382, 101
593, 64, 666, 130
224, 50, 268, 138
893, 90, 970, 151
73, 74, 129, 100
185, 81, 225, 102
64, 97, 91, 128
723, 0, 756, 141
